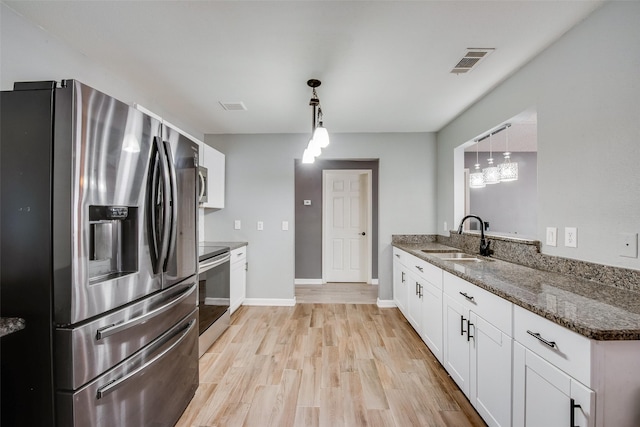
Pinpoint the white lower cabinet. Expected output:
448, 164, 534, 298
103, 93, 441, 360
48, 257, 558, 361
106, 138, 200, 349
442, 272, 513, 427
420, 278, 443, 363
229, 247, 247, 314
513, 341, 594, 427
406, 270, 423, 333
392, 249, 409, 317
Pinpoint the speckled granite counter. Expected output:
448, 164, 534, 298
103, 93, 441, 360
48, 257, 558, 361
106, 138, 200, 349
201, 241, 248, 251
0, 317, 25, 337
393, 241, 640, 341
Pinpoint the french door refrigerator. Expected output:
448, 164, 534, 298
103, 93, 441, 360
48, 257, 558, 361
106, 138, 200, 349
1, 80, 199, 426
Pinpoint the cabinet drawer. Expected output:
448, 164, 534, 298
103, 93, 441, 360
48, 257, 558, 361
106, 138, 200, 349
443, 272, 512, 335
514, 305, 591, 387
231, 247, 247, 264
406, 255, 442, 290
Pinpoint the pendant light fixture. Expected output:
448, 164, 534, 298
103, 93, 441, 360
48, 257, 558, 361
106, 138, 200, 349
469, 140, 486, 188
302, 79, 329, 164
498, 124, 518, 182
482, 132, 500, 184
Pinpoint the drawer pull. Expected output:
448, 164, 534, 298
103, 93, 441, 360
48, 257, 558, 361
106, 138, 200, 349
415, 265, 424, 272
459, 291, 475, 302
526, 330, 557, 349
570, 398, 582, 427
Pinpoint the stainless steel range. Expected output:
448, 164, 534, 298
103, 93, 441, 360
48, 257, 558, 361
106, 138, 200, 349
0, 80, 199, 426
198, 244, 231, 357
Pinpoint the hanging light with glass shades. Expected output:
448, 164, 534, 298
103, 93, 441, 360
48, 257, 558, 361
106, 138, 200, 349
498, 124, 518, 182
469, 140, 486, 188
302, 79, 330, 164
482, 132, 500, 184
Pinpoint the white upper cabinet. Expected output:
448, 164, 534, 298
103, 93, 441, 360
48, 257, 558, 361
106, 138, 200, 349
200, 143, 225, 209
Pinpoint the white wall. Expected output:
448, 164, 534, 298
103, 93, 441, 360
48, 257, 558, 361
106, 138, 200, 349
437, 1, 640, 270
0, 3, 202, 140
205, 132, 437, 301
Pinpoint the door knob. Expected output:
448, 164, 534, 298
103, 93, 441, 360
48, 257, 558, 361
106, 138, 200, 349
361, 232, 366, 236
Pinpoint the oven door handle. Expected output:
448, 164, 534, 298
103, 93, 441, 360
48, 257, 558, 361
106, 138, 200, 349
95, 284, 195, 341
96, 318, 196, 400
199, 252, 231, 273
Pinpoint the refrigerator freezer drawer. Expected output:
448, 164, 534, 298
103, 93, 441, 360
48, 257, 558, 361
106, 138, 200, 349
55, 281, 197, 390
56, 309, 199, 427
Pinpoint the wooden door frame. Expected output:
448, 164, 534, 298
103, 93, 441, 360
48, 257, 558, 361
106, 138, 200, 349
321, 169, 373, 284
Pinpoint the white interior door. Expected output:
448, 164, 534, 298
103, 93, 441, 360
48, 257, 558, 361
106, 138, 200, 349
323, 170, 371, 283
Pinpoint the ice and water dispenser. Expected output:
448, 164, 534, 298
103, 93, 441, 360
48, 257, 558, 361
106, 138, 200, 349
88, 205, 138, 282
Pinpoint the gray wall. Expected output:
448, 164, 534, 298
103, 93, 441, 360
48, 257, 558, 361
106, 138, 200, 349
205, 132, 437, 301
438, 1, 640, 270
465, 152, 537, 238
295, 159, 379, 280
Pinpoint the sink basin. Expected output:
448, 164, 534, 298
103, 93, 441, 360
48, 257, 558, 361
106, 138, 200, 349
427, 252, 483, 262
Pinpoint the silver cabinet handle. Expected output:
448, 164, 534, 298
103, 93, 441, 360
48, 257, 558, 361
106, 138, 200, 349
96, 319, 196, 399
96, 284, 195, 340
415, 266, 424, 272
526, 330, 557, 349
459, 291, 475, 302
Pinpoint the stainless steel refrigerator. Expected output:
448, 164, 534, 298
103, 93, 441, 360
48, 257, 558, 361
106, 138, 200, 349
1, 80, 199, 426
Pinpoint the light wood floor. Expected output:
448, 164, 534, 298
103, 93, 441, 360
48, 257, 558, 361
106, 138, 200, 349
295, 282, 379, 304
176, 304, 486, 427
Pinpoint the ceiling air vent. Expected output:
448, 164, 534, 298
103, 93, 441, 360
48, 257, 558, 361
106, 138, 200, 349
451, 48, 494, 74
219, 101, 247, 111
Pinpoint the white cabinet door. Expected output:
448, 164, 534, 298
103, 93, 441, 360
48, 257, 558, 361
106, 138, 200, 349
406, 271, 423, 334
513, 342, 594, 427
229, 247, 247, 314
201, 144, 225, 209
470, 313, 512, 427
443, 293, 470, 395
421, 279, 443, 363
392, 255, 408, 317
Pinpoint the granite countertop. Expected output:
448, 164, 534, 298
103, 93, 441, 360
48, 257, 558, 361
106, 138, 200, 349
201, 241, 248, 251
0, 317, 25, 338
393, 242, 640, 341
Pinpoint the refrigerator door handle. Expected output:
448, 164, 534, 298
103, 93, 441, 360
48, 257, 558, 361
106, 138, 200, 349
96, 318, 196, 400
156, 138, 172, 272
149, 137, 163, 274
162, 140, 178, 272
95, 284, 196, 340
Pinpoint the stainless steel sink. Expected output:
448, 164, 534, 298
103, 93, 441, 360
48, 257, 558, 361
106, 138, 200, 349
424, 252, 484, 262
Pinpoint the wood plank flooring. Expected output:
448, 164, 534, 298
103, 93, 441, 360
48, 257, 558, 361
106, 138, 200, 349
295, 283, 379, 304
176, 304, 487, 427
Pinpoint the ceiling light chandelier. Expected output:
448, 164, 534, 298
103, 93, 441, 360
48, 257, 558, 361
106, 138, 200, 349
498, 124, 518, 182
302, 79, 330, 164
469, 140, 486, 188
482, 132, 500, 184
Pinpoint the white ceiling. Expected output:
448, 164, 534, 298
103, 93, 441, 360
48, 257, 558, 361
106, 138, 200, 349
3, 1, 603, 135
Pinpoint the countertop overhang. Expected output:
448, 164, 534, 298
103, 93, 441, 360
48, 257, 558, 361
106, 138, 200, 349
393, 242, 640, 341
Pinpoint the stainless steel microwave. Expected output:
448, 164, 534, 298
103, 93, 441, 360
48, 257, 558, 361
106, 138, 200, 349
198, 166, 208, 204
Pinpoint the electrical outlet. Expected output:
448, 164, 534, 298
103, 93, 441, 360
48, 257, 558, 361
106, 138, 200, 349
234, 220, 241, 230
257, 221, 264, 231
303, 200, 311, 206
619, 233, 638, 258
565, 227, 577, 248
546, 227, 557, 247
444, 221, 448, 231
282, 221, 289, 231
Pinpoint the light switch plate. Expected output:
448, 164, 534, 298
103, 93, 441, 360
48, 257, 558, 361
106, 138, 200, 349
234, 220, 241, 230
282, 221, 289, 231
257, 221, 264, 231
565, 227, 577, 248
546, 227, 557, 247
619, 232, 638, 258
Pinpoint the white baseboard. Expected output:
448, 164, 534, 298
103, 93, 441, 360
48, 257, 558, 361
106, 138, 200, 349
295, 279, 323, 285
376, 298, 396, 308
204, 297, 230, 305
371, 279, 379, 285
243, 297, 297, 307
